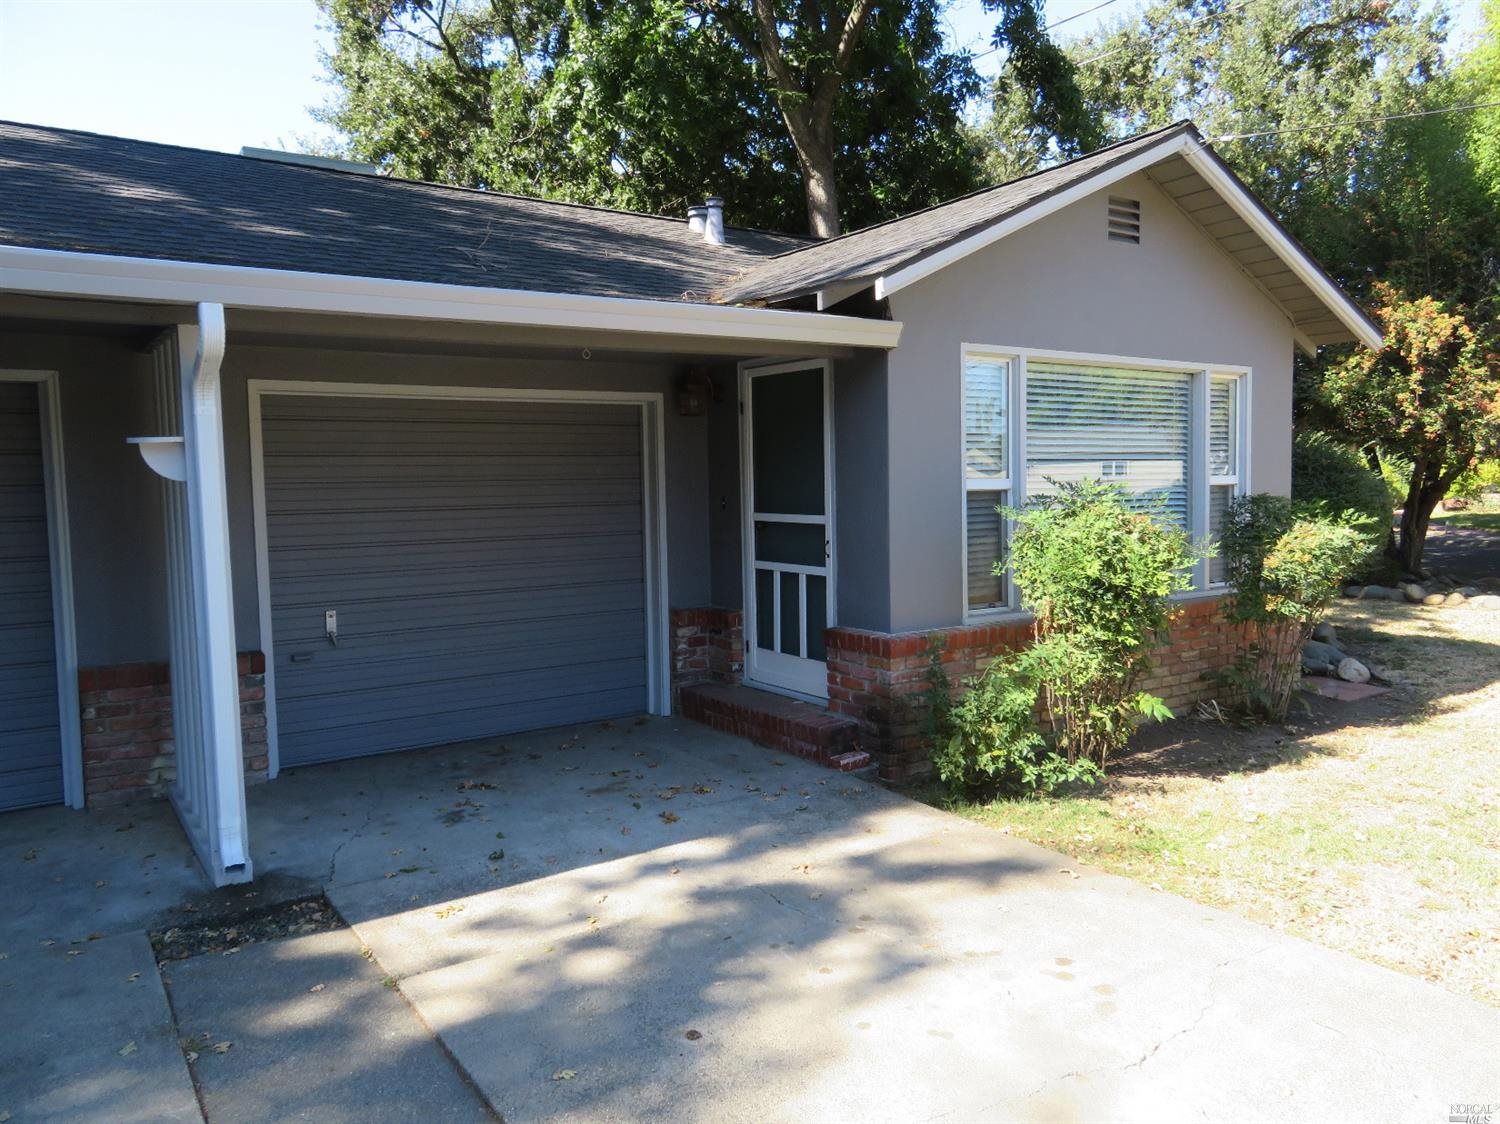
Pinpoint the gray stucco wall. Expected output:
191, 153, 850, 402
832, 350, 891, 632
0, 328, 168, 666
883, 171, 1298, 632
219, 344, 712, 651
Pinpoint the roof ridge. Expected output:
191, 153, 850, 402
750, 119, 1199, 265
0, 118, 814, 244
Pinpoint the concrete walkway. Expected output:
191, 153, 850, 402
3, 716, 1498, 1121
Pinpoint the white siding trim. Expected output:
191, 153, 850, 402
0, 369, 83, 808
0, 244, 904, 351
246, 379, 673, 774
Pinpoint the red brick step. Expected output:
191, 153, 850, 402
679, 683, 870, 772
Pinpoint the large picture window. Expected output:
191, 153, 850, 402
961, 349, 1247, 617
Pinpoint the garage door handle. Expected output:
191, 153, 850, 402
290, 652, 315, 663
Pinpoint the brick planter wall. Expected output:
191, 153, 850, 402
668, 608, 744, 704
826, 596, 1247, 783
78, 652, 269, 806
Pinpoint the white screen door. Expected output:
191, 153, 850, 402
741, 360, 834, 699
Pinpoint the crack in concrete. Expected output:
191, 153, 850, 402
327, 771, 383, 886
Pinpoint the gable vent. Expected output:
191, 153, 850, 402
1107, 196, 1141, 243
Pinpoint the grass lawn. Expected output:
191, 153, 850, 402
1431, 503, 1500, 533
924, 597, 1500, 1007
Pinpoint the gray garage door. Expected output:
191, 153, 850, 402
262, 394, 649, 767
0, 381, 63, 810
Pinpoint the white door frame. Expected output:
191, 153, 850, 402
0, 369, 83, 809
738, 358, 836, 701
247, 379, 671, 777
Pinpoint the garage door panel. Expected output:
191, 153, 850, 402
273, 586, 644, 645
264, 394, 651, 768
266, 508, 644, 550
275, 612, 645, 697
270, 547, 642, 598
0, 381, 63, 810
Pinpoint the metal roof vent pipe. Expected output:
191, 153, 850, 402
687, 204, 707, 235
703, 196, 725, 245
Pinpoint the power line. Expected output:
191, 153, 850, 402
970, 0, 1129, 62
1214, 99, 1500, 140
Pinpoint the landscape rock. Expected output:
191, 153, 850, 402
1303, 640, 1349, 669
1469, 594, 1500, 611
1456, 586, 1484, 598
1342, 585, 1364, 599
1422, 593, 1447, 606
1336, 657, 1371, 684
1402, 584, 1428, 604
1444, 592, 1467, 607
1312, 621, 1338, 645
1360, 585, 1404, 602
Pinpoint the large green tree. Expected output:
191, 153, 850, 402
316, 0, 983, 235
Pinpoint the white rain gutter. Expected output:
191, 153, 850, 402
0, 245, 904, 350
183, 302, 251, 880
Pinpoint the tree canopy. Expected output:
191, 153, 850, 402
316, 0, 985, 235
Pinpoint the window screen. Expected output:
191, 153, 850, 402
1208, 375, 1241, 583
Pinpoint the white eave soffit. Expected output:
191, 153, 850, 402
869, 134, 1382, 354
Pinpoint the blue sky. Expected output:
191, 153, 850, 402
0, 0, 1483, 155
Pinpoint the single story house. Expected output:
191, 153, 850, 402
0, 118, 1380, 885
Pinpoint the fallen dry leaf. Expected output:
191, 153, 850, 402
684, 1029, 703, 1041
551, 1069, 577, 1081
117, 1041, 137, 1057
211, 1041, 232, 1054
659, 812, 679, 824
125, 971, 140, 983
308, 983, 325, 993
434, 904, 464, 920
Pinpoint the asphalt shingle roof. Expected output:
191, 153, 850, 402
715, 122, 1196, 305
0, 120, 807, 303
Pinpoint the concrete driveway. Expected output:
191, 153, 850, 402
3, 716, 1497, 1122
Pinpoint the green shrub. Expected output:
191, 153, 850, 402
1378, 451, 1413, 510
935, 480, 1196, 798
1291, 432, 1392, 556
1219, 494, 1372, 719
1450, 458, 1500, 502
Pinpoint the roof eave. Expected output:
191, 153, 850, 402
0, 244, 903, 351
863, 130, 1380, 353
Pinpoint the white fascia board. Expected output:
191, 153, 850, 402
0, 244, 903, 350
1177, 145, 1384, 352
875, 137, 1195, 300
873, 133, 1383, 353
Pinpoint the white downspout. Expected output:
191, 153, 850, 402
183, 302, 252, 878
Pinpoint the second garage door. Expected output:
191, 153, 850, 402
261, 394, 649, 768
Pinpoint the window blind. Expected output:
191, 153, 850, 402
1210, 377, 1237, 478
964, 358, 1010, 610
1025, 361, 1192, 528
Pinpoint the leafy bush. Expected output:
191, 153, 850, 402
1291, 432, 1392, 557
935, 480, 1196, 798
1219, 494, 1373, 719
1378, 451, 1414, 510
1450, 458, 1500, 502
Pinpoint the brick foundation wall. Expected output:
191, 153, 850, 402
78, 652, 269, 806
826, 596, 1248, 783
668, 608, 744, 704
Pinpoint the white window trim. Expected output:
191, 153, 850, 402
247, 379, 671, 779
960, 344, 1253, 623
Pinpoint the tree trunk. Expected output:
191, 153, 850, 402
1396, 461, 1448, 577
795, 135, 842, 238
